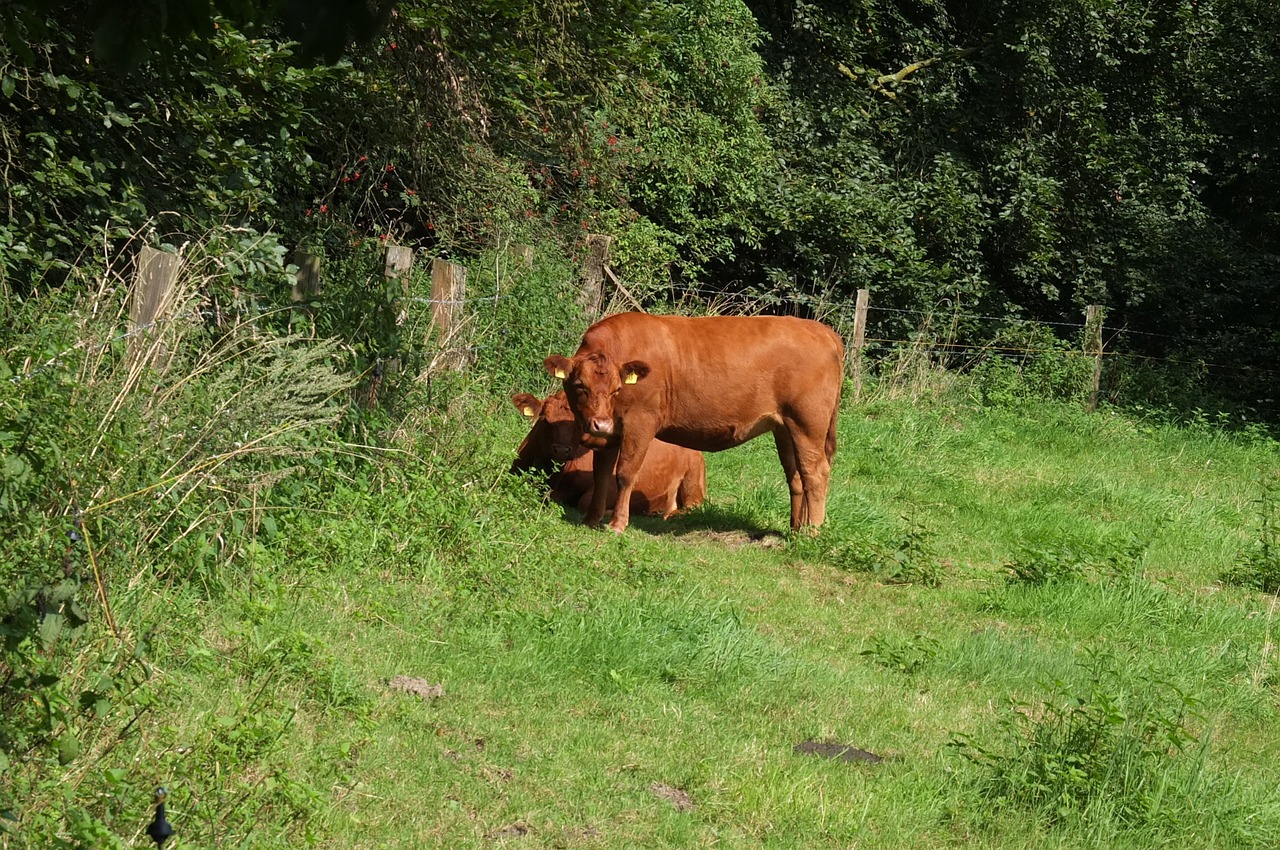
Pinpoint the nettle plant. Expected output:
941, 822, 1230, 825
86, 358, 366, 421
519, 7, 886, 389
951, 652, 1207, 831
1221, 472, 1280, 595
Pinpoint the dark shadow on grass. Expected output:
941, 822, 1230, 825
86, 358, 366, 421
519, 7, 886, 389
550, 498, 787, 546
608, 503, 786, 546
653, 502, 780, 537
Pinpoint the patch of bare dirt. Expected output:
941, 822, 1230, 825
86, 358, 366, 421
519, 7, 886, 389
679, 529, 785, 549
649, 782, 695, 812
388, 676, 445, 700
485, 822, 531, 840
793, 739, 884, 764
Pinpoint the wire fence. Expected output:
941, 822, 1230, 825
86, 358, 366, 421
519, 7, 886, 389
663, 282, 1278, 381
9, 242, 1279, 390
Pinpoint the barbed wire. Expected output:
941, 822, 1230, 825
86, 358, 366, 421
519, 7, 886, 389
859, 336, 1280, 378
861, 304, 1090, 330
11, 279, 1275, 387
666, 285, 1242, 351
407, 293, 512, 306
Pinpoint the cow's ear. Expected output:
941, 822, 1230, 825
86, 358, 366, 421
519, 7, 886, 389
511, 393, 542, 420
621, 360, 651, 385
544, 355, 573, 381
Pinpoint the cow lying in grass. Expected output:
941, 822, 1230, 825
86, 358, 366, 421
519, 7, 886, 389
510, 390, 706, 519
546, 312, 843, 533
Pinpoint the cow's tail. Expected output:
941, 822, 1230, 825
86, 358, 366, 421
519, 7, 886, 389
825, 402, 839, 463
825, 360, 842, 463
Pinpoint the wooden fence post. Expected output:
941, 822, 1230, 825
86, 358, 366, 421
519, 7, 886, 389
385, 245, 413, 297
1085, 304, 1104, 412
129, 245, 182, 369
431, 257, 468, 370
291, 250, 322, 302
384, 244, 414, 338
579, 234, 612, 318
850, 288, 870, 403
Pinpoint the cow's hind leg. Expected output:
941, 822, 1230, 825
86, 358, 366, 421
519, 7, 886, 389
773, 428, 806, 529
786, 422, 832, 529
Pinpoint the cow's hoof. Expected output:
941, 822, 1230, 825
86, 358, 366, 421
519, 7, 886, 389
608, 523, 628, 535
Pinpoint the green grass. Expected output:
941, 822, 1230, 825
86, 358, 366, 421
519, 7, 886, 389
14, 390, 1280, 849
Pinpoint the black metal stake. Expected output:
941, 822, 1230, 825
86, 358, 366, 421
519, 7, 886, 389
146, 786, 174, 848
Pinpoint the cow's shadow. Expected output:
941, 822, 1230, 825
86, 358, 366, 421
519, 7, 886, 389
558, 501, 785, 545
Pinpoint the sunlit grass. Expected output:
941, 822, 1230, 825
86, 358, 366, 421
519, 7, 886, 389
140, 391, 1280, 848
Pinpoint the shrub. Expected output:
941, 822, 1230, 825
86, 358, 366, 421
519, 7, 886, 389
952, 652, 1206, 830
1221, 473, 1280, 594
972, 323, 1094, 408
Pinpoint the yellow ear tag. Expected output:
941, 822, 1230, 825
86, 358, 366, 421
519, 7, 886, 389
522, 406, 535, 417
624, 372, 638, 384
554, 368, 567, 379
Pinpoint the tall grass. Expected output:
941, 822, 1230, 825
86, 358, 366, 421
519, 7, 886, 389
1, 228, 359, 845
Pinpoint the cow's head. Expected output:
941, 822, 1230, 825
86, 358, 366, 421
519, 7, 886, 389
511, 391, 585, 464
544, 353, 650, 445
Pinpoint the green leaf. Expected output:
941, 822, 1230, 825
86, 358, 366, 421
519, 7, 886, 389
39, 611, 65, 649
56, 732, 81, 765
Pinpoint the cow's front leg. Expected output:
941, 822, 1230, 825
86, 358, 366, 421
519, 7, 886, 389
584, 444, 620, 527
608, 435, 653, 534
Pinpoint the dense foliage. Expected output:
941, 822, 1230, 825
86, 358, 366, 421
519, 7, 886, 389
4, 0, 1279, 415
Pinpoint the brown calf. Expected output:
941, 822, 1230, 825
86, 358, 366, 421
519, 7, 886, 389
511, 390, 706, 518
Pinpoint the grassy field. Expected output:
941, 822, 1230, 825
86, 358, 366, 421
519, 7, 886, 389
93, 385, 1280, 850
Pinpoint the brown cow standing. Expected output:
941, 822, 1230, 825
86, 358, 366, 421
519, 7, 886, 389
510, 390, 706, 519
545, 312, 843, 533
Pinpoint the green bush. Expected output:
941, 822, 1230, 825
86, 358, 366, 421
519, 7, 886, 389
463, 248, 588, 395
1221, 474, 1280, 595
953, 653, 1207, 830
972, 323, 1095, 408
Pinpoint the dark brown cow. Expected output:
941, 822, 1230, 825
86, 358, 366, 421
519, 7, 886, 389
545, 312, 843, 533
510, 390, 706, 518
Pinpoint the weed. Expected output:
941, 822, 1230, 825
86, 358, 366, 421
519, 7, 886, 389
1004, 539, 1147, 587
790, 514, 945, 587
952, 652, 1206, 830
880, 519, 946, 587
1221, 473, 1280, 594
1003, 546, 1086, 586
861, 633, 941, 675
